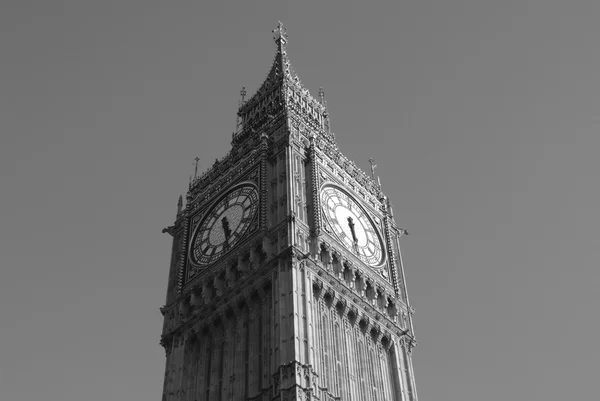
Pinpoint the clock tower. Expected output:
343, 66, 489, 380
160, 23, 418, 401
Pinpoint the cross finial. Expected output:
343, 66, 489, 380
194, 157, 200, 179
240, 86, 246, 103
272, 21, 288, 45
369, 158, 377, 179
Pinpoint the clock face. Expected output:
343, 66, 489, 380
191, 184, 259, 266
321, 186, 384, 266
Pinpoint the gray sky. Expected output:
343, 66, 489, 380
1, 1, 598, 400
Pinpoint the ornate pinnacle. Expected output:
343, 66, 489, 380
318, 87, 325, 104
272, 21, 288, 47
194, 157, 200, 179
177, 195, 183, 216
368, 158, 377, 179
236, 87, 246, 130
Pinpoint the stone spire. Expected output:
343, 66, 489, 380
237, 21, 293, 119
232, 22, 333, 149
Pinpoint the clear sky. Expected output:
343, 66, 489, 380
1, 1, 598, 400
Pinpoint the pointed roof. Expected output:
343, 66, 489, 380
238, 22, 321, 116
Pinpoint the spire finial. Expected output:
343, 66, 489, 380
236, 86, 247, 131
194, 157, 200, 179
318, 87, 325, 104
272, 21, 288, 48
177, 195, 183, 216
368, 158, 377, 179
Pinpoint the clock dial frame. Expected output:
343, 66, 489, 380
190, 183, 259, 266
320, 185, 385, 267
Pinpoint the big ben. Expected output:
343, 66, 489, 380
160, 22, 418, 401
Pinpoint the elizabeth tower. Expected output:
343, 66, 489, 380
160, 23, 418, 401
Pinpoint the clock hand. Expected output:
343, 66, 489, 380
221, 217, 232, 240
347, 217, 358, 243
